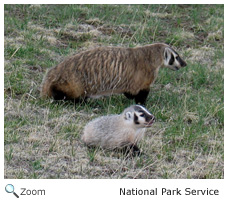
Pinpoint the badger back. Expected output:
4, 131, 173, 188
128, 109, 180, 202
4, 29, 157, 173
72, 47, 140, 96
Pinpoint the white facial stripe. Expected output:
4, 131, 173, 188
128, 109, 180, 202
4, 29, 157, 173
136, 105, 152, 116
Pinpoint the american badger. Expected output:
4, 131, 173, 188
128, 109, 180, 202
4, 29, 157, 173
41, 43, 187, 104
81, 105, 155, 155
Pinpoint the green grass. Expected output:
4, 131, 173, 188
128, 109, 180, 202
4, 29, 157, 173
4, 4, 224, 179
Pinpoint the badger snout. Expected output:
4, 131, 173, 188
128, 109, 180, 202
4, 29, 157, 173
181, 60, 187, 67
145, 115, 156, 127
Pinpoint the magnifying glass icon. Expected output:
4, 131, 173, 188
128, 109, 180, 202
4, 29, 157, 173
5, 184, 19, 198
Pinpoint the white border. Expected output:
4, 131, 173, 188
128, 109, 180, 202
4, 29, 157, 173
1, 1, 228, 203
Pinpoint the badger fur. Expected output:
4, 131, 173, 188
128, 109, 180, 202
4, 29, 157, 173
81, 105, 155, 155
41, 43, 187, 104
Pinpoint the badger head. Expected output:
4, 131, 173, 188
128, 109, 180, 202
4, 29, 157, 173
163, 47, 187, 71
124, 105, 155, 128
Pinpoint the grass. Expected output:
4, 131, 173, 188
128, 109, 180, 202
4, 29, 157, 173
4, 4, 224, 179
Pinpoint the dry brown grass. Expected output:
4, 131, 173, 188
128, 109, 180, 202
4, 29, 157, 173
4, 97, 223, 179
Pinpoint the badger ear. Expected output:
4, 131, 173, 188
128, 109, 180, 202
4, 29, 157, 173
164, 47, 171, 61
124, 112, 132, 120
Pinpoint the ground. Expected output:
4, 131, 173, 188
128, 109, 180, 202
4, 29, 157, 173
4, 4, 224, 179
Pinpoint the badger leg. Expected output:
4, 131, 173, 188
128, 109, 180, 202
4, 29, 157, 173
123, 144, 140, 156
51, 85, 67, 100
50, 83, 84, 103
134, 88, 150, 105
131, 144, 141, 156
124, 92, 136, 100
124, 89, 149, 105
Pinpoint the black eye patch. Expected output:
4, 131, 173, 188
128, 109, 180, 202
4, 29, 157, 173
138, 110, 146, 117
169, 54, 175, 65
175, 55, 187, 67
134, 113, 140, 124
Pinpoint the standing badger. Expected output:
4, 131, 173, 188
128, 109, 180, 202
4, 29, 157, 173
41, 43, 187, 104
81, 105, 155, 155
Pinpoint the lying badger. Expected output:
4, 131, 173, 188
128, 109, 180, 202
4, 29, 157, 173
81, 105, 155, 155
